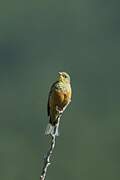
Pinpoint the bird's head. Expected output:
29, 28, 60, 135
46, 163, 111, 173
58, 72, 71, 83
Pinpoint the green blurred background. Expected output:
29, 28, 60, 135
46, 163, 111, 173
0, 0, 120, 179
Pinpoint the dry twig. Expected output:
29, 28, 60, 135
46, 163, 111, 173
40, 134, 56, 180
40, 113, 62, 180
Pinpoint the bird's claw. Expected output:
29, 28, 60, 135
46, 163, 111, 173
56, 106, 63, 115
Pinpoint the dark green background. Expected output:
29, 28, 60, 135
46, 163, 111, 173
0, 0, 120, 179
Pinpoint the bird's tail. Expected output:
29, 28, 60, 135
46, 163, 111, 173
45, 123, 59, 136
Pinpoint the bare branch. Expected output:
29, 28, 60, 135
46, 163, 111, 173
40, 134, 56, 180
40, 112, 63, 180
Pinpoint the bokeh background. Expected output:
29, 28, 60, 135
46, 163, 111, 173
0, 0, 120, 179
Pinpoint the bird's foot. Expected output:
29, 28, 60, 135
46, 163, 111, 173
56, 106, 63, 115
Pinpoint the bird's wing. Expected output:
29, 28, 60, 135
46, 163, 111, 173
47, 81, 58, 116
47, 99, 50, 116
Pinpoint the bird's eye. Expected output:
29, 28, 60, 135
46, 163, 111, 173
63, 75, 67, 78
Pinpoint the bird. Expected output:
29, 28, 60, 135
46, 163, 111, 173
45, 72, 72, 136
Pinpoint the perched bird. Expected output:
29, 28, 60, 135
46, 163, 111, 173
45, 72, 72, 136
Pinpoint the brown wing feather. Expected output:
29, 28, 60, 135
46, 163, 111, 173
47, 99, 50, 116
47, 81, 58, 116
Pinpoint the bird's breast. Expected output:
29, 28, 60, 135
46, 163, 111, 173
53, 83, 71, 106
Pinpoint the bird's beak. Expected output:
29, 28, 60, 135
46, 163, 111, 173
59, 72, 62, 75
